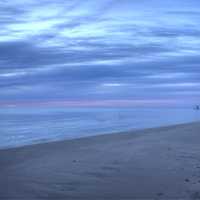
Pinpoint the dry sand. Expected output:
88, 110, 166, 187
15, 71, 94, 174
0, 122, 200, 199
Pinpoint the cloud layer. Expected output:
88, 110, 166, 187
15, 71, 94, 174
0, 0, 200, 107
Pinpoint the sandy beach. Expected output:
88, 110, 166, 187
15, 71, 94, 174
0, 122, 200, 199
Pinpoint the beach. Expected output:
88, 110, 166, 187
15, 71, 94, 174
0, 122, 200, 199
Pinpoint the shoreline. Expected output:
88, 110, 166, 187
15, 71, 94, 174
1, 121, 200, 199
0, 120, 198, 151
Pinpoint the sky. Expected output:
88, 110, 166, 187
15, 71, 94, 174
0, 0, 200, 107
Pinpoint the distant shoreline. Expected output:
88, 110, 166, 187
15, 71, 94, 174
0, 120, 199, 151
1, 107, 199, 151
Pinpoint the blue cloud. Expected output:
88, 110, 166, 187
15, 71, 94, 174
0, 0, 200, 105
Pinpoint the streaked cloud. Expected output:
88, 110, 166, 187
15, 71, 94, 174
0, 0, 200, 107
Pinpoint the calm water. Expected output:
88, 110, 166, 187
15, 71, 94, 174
0, 107, 199, 149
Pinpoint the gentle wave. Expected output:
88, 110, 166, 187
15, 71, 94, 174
0, 107, 199, 149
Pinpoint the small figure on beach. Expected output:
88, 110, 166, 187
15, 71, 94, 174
194, 105, 200, 110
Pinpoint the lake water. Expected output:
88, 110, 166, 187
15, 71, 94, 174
0, 107, 199, 149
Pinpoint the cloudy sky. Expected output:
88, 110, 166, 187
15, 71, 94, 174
0, 0, 200, 107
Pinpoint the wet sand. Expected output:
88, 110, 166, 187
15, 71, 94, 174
0, 122, 200, 199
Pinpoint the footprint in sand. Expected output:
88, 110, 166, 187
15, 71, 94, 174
157, 192, 164, 196
185, 178, 190, 182
190, 191, 200, 199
